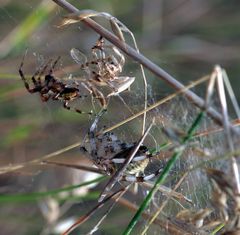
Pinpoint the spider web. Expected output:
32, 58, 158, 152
1, 1, 240, 235
1, 43, 235, 235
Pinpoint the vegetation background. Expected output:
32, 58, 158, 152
0, 0, 240, 234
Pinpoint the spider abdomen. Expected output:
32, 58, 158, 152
125, 157, 149, 175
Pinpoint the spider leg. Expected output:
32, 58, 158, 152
107, 76, 135, 97
32, 57, 59, 88
89, 108, 106, 134
63, 100, 92, 115
91, 71, 107, 86
49, 56, 61, 75
81, 82, 107, 109
18, 52, 32, 91
19, 59, 40, 93
91, 87, 108, 109
40, 93, 51, 102
34, 59, 53, 85
91, 36, 108, 75
111, 154, 151, 164
87, 108, 107, 160
19, 68, 32, 92
39, 57, 60, 90
122, 168, 162, 182
92, 36, 105, 60
104, 44, 125, 69
71, 48, 100, 76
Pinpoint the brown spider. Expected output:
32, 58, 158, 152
19, 55, 92, 114
71, 36, 135, 101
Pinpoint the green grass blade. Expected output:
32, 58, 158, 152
210, 223, 225, 235
123, 111, 205, 235
0, 0, 56, 58
0, 176, 105, 202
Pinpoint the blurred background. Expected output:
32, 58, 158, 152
0, 0, 240, 234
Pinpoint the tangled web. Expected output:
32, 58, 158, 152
2, 6, 240, 235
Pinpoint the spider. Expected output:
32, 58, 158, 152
82, 111, 161, 201
19, 55, 92, 114
71, 36, 135, 101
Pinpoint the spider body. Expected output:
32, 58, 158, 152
111, 145, 150, 179
57, 87, 80, 100
85, 114, 160, 183
90, 37, 125, 84
89, 131, 150, 177
19, 56, 91, 114
71, 36, 135, 102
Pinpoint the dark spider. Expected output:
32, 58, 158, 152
19, 55, 92, 114
85, 112, 161, 183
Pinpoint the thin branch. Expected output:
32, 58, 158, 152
51, 0, 239, 135
42, 160, 104, 174
216, 65, 240, 194
0, 141, 81, 174
61, 187, 126, 235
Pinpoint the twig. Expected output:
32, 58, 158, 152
51, 0, 239, 135
87, 185, 129, 235
61, 187, 127, 235
215, 65, 240, 194
0, 141, 81, 174
42, 160, 105, 174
